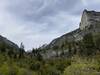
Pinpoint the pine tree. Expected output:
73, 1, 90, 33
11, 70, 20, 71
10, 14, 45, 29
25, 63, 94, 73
19, 42, 25, 58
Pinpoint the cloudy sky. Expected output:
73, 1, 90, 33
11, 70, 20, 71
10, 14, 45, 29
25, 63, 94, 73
0, 0, 100, 50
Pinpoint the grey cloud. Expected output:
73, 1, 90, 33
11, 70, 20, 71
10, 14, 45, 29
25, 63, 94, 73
7, 0, 79, 22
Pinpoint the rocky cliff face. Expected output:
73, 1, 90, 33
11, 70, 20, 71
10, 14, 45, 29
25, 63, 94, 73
80, 9, 100, 31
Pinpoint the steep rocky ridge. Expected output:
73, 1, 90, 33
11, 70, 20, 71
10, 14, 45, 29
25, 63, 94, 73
47, 9, 100, 49
41, 9, 100, 58
0, 35, 19, 51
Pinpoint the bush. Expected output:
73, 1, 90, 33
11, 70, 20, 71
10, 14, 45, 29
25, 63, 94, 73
63, 62, 100, 75
0, 62, 18, 75
29, 61, 41, 71
18, 68, 37, 75
40, 65, 61, 75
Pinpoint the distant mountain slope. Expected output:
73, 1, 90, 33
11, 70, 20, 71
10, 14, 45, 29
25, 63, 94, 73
0, 35, 19, 51
47, 29, 80, 49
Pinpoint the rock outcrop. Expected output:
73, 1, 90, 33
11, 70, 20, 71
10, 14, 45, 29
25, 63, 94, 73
80, 9, 100, 31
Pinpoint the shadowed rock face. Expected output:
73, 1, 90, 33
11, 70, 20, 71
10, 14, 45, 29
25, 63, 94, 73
0, 35, 19, 50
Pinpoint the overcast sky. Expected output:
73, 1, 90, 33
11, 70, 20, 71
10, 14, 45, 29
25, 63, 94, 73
0, 0, 100, 50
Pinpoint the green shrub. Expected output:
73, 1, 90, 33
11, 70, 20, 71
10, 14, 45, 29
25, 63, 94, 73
63, 63, 100, 75
29, 61, 41, 71
18, 68, 37, 75
0, 62, 18, 75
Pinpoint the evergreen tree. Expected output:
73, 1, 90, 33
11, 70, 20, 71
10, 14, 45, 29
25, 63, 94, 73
0, 42, 6, 53
82, 33, 95, 56
19, 42, 25, 58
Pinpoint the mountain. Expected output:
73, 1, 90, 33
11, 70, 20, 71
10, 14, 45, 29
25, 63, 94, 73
0, 35, 19, 51
48, 9, 100, 48
40, 9, 100, 59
